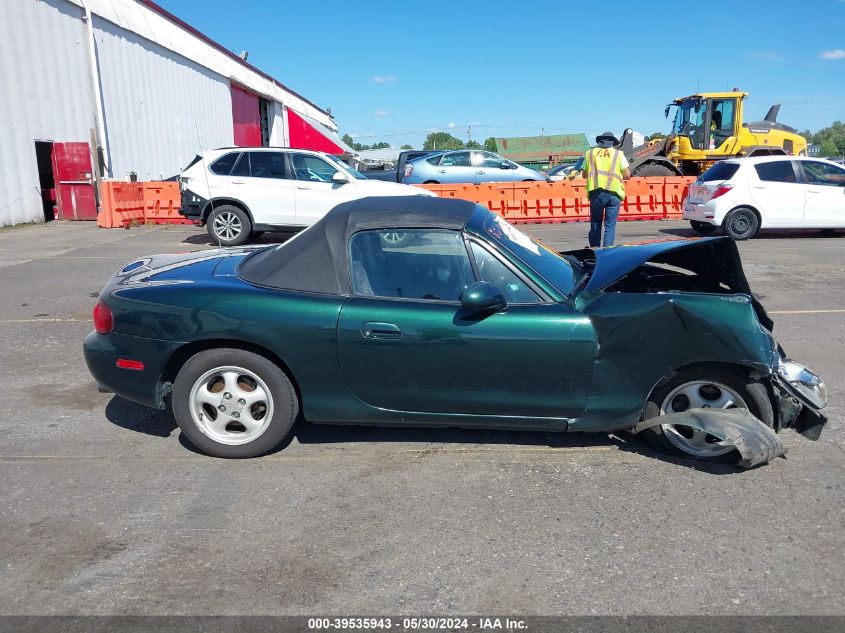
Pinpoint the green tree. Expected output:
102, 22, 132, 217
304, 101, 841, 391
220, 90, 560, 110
483, 137, 498, 152
423, 132, 464, 151
342, 134, 355, 148
645, 132, 665, 142
819, 139, 839, 157
814, 121, 845, 153
370, 141, 390, 150
400, 144, 413, 149
465, 140, 482, 149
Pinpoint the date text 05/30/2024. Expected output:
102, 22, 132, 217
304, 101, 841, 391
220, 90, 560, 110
307, 617, 527, 630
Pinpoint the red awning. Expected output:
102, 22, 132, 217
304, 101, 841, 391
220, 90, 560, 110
287, 108, 351, 155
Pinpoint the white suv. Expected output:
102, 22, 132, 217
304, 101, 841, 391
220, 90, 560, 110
180, 148, 434, 246
683, 156, 845, 240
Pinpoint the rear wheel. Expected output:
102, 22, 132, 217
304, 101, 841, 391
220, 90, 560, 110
207, 205, 251, 247
641, 366, 774, 462
423, 180, 439, 184
690, 220, 718, 235
723, 207, 759, 240
172, 348, 298, 458
633, 163, 676, 177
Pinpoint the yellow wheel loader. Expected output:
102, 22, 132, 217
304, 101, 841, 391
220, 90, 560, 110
620, 90, 808, 177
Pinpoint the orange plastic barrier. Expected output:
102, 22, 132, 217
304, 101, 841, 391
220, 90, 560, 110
141, 182, 191, 225
663, 176, 696, 219
98, 181, 145, 228
98, 180, 191, 228
414, 176, 692, 224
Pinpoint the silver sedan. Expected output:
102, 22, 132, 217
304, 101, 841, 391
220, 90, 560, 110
403, 150, 548, 184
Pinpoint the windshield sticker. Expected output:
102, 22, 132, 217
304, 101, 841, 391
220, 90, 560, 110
493, 216, 540, 255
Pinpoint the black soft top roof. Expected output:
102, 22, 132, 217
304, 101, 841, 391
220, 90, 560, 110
237, 196, 481, 295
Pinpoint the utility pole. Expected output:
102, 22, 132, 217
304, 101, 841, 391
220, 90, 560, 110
467, 125, 472, 145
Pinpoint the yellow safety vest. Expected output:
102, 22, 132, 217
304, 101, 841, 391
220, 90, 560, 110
585, 147, 625, 199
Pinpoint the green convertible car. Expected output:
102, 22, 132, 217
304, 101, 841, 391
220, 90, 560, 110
84, 196, 827, 460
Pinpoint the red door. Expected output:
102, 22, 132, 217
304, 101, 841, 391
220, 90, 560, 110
51, 142, 97, 221
231, 84, 261, 147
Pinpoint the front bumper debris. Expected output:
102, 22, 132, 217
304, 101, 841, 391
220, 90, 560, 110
636, 408, 786, 468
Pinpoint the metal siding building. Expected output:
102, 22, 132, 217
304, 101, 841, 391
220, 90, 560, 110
0, 0, 97, 226
0, 0, 343, 227
92, 14, 234, 181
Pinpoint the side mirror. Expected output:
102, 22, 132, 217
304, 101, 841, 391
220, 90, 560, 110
461, 282, 507, 312
500, 162, 513, 169
332, 171, 349, 184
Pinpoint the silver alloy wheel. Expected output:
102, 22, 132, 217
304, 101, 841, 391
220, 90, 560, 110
659, 380, 748, 457
212, 211, 242, 242
189, 365, 274, 446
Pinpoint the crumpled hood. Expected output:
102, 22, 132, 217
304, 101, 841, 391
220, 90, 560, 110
566, 236, 751, 294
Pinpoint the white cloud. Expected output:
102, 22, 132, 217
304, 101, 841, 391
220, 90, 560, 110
819, 49, 845, 60
373, 109, 390, 117
372, 74, 397, 83
447, 122, 456, 129
427, 127, 441, 133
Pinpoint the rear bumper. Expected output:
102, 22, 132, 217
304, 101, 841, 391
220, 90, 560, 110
180, 189, 206, 220
682, 201, 718, 223
83, 330, 184, 410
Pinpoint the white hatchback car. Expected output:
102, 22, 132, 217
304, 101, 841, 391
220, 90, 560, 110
683, 156, 845, 240
180, 148, 434, 246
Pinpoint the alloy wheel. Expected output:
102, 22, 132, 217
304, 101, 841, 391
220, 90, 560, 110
189, 365, 274, 445
212, 211, 242, 242
658, 380, 748, 457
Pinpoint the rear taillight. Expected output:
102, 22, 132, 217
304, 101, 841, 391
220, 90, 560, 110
93, 301, 113, 334
711, 184, 733, 200
404, 164, 414, 177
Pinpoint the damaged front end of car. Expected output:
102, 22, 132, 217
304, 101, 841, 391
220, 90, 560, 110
564, 236, 828, 442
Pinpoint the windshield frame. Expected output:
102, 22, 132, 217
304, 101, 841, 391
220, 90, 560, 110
466, 206, 581, 300
326, 154, 368, 180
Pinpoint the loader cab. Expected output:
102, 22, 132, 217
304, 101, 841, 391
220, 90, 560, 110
667, 93, 743, 154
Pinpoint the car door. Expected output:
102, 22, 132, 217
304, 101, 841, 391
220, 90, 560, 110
435, 151, 476, 184
749, 160, 804, 227
336, 229, 598, 419
798, 160, 845, 228
290, 152, 358, 226
472, 151, 513, 184
228, 151, 297, 225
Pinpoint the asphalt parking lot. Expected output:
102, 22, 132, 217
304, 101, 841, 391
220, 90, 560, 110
0, 219, 842, 616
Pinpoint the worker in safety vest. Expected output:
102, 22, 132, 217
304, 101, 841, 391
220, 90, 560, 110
580, 132, 630, 247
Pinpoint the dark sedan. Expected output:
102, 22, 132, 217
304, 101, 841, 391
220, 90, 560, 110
84, 197, 827, 460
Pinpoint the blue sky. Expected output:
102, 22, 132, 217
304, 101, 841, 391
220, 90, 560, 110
161, 0, 845, 147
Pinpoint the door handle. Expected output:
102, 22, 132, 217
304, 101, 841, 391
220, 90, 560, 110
438, 169, 447, 173
296, 185, 311, 190
752, 186, 767, 189
807, 190, 821, 194
475, 170, 484, 174
361, 321, 403, 340
231, 180, 245, 185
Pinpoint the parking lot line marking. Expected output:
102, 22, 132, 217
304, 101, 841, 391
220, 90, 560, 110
768, 309, 845, 315
0, 318, 88, 323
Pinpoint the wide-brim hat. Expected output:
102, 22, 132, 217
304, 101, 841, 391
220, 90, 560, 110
596, 131, 619, 147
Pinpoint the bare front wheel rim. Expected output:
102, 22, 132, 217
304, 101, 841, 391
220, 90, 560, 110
729, 213, 752, 237
212, 211, 242, 241
659, 380, 748, 457
189, 365, 274, 446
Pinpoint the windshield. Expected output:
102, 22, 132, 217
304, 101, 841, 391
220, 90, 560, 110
479, 212, 577, 296
671, 99, 705, 135
326, 154, 367, 180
